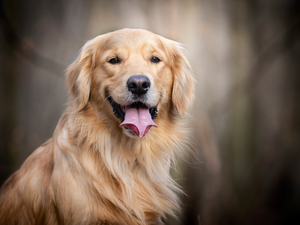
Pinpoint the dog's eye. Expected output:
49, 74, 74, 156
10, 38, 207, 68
108, 57, 120, 64
151, 56, 161, 63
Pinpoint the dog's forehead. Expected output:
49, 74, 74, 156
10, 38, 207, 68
101, 29, 165, 52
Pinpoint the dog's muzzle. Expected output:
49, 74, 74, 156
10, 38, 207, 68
107, 75, 159, 137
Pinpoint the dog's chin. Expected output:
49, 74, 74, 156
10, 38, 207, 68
107, 96, 158, 138
122, 126, 144, 138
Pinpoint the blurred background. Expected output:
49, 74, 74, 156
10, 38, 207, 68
1, 0, 300, 224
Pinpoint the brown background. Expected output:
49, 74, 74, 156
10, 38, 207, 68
1, 0, 300, 224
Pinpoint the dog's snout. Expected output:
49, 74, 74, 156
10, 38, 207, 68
127, 75, 151, 96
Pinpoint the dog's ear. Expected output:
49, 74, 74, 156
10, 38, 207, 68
66, 41, 94, 111
170, 42, 195, 116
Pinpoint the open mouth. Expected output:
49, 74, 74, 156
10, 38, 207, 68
107, 96, 158, 137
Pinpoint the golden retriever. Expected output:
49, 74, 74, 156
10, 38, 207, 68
0, 28, 194, 225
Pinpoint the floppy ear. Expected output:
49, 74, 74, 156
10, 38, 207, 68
66, 42, 94, 111
171, 42, 195, 116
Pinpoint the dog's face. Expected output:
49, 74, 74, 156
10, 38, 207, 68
67, 29, 194, 138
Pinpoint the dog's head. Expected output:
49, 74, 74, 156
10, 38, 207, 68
67, 29, 194, 138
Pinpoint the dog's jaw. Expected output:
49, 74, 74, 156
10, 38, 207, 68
120, 105, 157, 137
107, 96, 158, 137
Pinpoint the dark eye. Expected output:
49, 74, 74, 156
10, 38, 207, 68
151, 56, 161, 63
108, 57, 120, 64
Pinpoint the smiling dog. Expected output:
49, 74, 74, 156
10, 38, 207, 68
0, 29, 194, 225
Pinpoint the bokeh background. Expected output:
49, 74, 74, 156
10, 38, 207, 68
1, 0, 300, 224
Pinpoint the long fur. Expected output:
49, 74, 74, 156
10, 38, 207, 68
0, 28, 194, 225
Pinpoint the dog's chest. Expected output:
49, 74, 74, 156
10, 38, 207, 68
53, 168, 164, 225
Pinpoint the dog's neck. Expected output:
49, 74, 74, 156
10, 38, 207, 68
52, 107, 185, 222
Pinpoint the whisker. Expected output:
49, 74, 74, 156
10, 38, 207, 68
100, 95, 111, 108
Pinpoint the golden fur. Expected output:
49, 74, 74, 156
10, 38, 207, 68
0, 29, 194, 225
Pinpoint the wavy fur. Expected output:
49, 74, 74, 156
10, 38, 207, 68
0, 29, 194, 225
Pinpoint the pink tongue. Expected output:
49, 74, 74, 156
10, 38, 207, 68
120, 106, 157, 137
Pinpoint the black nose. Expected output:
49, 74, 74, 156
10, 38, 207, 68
127, 75, 151, 96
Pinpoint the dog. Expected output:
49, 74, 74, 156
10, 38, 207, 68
0, 28, 194, 225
